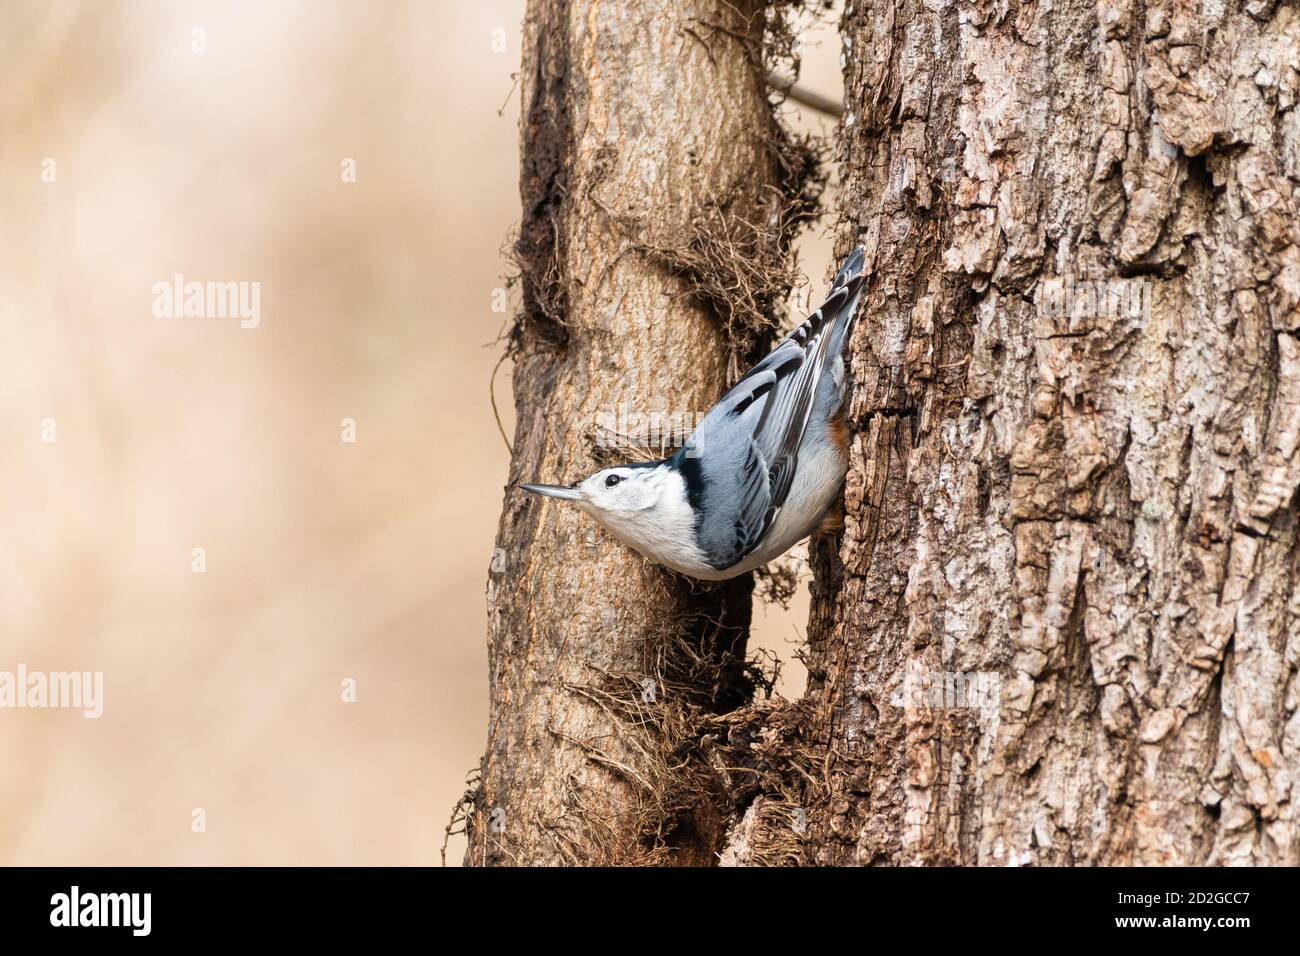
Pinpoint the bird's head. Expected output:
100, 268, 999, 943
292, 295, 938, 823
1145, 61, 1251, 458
520, 457, 707, 577
520, 462, 670, 524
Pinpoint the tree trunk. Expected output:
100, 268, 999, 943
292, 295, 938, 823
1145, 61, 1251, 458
800, 0, 1300, 865
466, 0, 812, 866
473, 0, 1300, 868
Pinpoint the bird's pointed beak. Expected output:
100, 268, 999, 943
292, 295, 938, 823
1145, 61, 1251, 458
520, 482, 583, 501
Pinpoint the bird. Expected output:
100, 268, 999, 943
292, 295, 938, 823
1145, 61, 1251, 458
521, 246, 866, 581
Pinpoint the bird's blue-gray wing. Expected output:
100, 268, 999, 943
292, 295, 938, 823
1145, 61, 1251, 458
679, 248, 865, 570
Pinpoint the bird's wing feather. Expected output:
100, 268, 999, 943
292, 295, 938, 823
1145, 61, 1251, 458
683, 248, 865, 570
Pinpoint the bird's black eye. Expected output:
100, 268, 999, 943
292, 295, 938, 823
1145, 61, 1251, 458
605, 474, 622, 488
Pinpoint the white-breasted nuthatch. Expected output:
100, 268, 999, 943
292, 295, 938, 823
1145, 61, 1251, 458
522, 247, 865, 580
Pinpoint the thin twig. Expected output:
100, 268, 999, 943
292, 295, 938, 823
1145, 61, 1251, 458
765, 70, 844, 118
489, 349, 513, 455
497, 72, 520, 117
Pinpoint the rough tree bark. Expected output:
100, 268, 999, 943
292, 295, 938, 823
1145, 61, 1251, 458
465, 0, 810, 865
798, 0, 1300, 865
472, 0, 1300, 867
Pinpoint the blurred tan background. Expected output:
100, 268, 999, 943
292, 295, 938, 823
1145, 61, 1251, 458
0, 0, 842, 865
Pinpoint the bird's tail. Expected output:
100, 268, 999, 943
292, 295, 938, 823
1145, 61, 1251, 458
832, 245, 866, 292
827, 245, 865, 356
